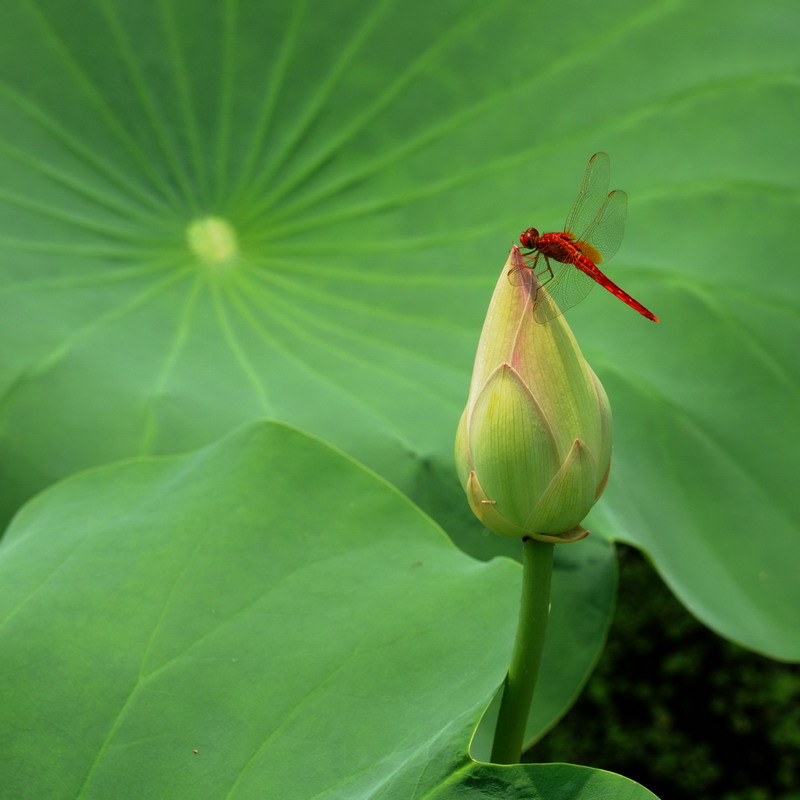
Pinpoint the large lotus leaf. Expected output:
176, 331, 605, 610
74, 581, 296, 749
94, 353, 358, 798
0, 0, 797, 662
0, 421, 653, 799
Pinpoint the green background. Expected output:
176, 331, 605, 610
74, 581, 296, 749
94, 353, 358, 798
0, 0, 798, 796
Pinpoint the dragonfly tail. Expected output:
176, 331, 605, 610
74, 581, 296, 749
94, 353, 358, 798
580, 260, 659, 322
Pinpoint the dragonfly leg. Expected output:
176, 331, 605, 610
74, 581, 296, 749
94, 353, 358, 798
536, 256, 555, 285
508, 252, 539, 283
529, 256, 555, 304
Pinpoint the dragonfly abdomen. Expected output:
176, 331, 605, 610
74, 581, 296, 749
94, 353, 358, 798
574, 257, 660, 322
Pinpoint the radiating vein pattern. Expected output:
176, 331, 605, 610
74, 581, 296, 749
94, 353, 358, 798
2, 0, 784, 561
0, 0, 511, 503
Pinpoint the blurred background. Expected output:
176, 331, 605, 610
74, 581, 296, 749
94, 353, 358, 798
532, 546, 800, 800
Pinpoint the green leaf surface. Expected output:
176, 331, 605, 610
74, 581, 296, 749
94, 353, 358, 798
0, 421, 648, 799
429, 763, 657, 800
0, 0, 797, 660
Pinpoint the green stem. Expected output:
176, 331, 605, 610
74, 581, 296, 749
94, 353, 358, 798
491, 537, 555, 764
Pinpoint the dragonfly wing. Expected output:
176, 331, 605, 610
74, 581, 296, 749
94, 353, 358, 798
574, 189, 627, 264
532, 260, 596, 323
507, 253, 538, 287
564, 152, 611, 241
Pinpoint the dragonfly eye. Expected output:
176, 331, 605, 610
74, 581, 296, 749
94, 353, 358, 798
519, 228, 539, 248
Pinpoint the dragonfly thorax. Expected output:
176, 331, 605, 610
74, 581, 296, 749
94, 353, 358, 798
520, 229, 581, 265
536, 232, 584, 264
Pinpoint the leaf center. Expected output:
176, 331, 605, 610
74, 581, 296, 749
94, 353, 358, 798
187, 217, 238, 268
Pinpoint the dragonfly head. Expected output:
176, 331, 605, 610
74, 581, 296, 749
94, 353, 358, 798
519, 228, 539, 249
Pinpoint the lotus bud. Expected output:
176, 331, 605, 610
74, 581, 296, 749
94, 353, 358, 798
455, 247, 612, 543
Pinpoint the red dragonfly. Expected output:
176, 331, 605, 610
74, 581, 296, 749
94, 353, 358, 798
510, 152, 659, 323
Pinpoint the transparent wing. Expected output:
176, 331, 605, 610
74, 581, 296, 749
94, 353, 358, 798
532, 260, 596, 323
573, 189, 627, 264
564, 152, 611, 241
507, 260, 533, 287
508, 252, 598, 323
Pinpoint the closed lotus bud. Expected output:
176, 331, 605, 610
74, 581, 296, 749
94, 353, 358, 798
455, 247, 612, 543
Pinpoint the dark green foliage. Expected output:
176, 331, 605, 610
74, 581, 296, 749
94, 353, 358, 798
530, 545, 800, 800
